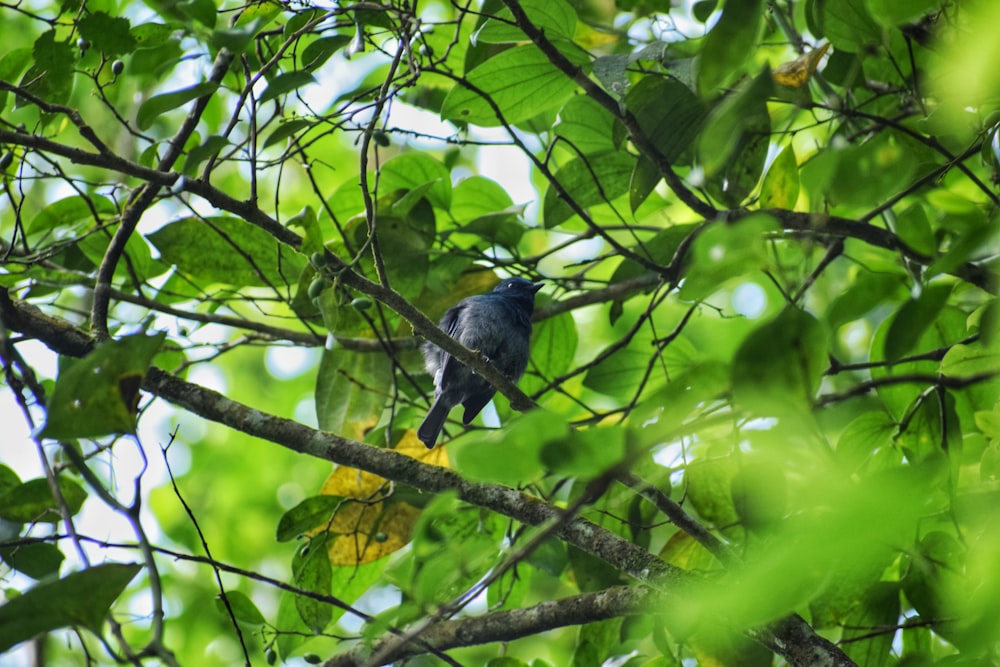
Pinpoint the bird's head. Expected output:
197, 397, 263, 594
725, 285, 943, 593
492, 277, 543, 296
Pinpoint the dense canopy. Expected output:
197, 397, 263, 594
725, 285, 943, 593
1, 0, 998, 665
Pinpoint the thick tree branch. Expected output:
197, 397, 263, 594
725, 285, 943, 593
326, 586, 658, 667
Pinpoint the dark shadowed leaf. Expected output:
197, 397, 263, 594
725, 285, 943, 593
0, 563, 141, 652
41, 333, 165, 440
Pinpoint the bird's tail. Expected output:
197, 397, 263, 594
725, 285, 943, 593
417, 399, 451, 448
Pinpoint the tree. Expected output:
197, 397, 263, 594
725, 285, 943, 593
0, 0, 998, 664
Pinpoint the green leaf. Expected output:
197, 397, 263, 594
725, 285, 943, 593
315, 348, 391, 441
276, 495, 341, 542
131, 23, 177, 50
632, 361, 730, 446
451, 411, 565, 485
685, 456, 739, 526
698, 0, 765, 95
871, 305, 966, 420
582, 349, 648, 397
27, 194, 118, 235
441, 42, 589, 126
543, 151, 636, 228
693, 0, 719, 22
540, 427, 625, 477
178, 0, 217, 29
17, 31, 74, 107
679, 213, 778, 300
629, 156, 662, 212
301, 35, 352, 71
732, 306, 828, 416
939, 343, 1000, 380
147, 216, 306, 287
884, 283, 953, 362
78, 12, 136, 56
698, 70, 772, 177
759, 144, 800, 210
826, 270, 906, 331
555, 95, 621, 156
0, 542, 65, 580
699, 70, 772, 207
626, 76, 706, 165
259, 71, 317, 105
275, 587, 312, 659
0, 465, 21, 495
867, 0, 941, 27
473, 0, 577, 44
215, 591, 267, 627
40, 333, 166, 440
0, 48, 32, 111
0, 563, 141, 652
183, 134, 229, 176
136, 82, 219, 131
293, 538, 333, 633
0, 477, 87, 524
211, 19, 265, 54
836, 411, 897, 473
821, 0, 881, 53
379, 153, 452, 211
450, 177, 526, 247
926, 219, 1000, 280
821, 132, 919, 209
263, 118, 313, 148
529, 310, 578, 381
525, 536, 567, 577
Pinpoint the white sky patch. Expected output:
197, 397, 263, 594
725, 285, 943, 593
731, 282, 767, 318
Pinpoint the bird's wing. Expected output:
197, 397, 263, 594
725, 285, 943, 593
436, 302, 466, 384
438, 302, 464, 338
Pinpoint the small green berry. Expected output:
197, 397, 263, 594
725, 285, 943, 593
307, 278, 325, 300
310, 251, 326, 268
265, 648, 277, 665
304, 654, 322, 664
374, 531, 388, 543
77, 38, 91, 51
0, 152, 13, 171
111, 59, 125, 75
372, 130, 390, 147
350, 297, 373, 311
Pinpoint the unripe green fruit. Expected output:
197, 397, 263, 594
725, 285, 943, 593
77, 38, 90, 51
350, 297, 373, 310
372, 130, 390, 147
0, 152, 13, 171
304, 654, 321, 664
307, 278, 324, 299
111, 59, 125, 75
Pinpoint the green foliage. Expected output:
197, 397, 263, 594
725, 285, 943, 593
1, 0, 998, 665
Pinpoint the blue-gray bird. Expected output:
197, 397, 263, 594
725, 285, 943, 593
418, 277, 543, 448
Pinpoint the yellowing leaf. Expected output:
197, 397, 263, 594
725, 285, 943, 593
314, 435, 449, 565
326, 502, 421, 565
772, 43, 830, 88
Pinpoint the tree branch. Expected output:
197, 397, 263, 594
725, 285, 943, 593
327, 586, 658, 667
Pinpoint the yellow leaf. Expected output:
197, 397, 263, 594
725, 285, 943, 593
326, 501, 421, 565
313, 433, 450, 565
772, 43, 830, 88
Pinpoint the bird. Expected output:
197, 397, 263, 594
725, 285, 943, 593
417, 277, 543, 448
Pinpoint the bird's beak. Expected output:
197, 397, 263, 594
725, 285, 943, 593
531, 282, 544, 293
